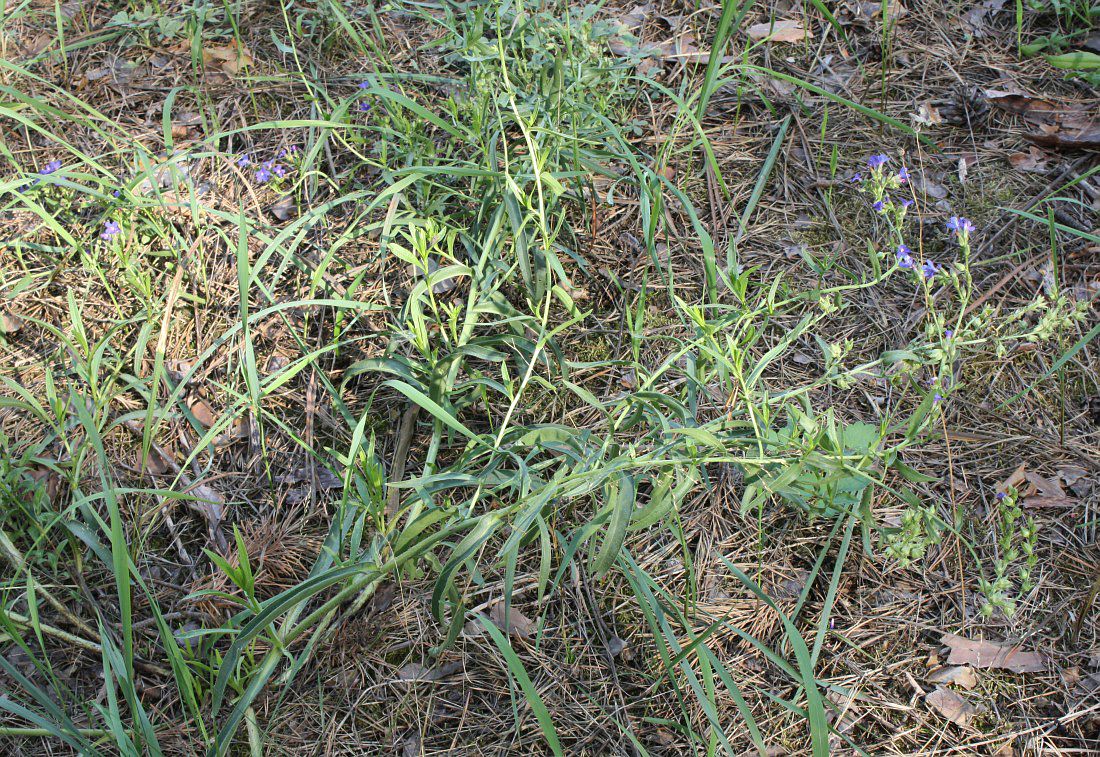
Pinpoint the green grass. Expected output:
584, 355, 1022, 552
0, 0, 1095, 753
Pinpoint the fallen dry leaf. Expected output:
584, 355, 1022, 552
1008, 146, 1050, 173
964, 0, 1007, 36
203, 44, 253, 75
266, 194, 297, 221
608, 7, 734, 66
985, 89, 1100, 150
927, 664, 979, 690
926, 686, 981, 726
942, 633, 1046, 673
188, 397, 215, 427
393, 661, 461, 682
998, 463, 1073, 508
747, 19, 810, 44
0, 312, 24, 334
913, 101, 943, 127
489, 602, 536, 639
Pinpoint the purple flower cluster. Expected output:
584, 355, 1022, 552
947, 216, 975, 241
255, 159, 287, 184
896, 244, 914, 269
101, 220, 121, 241
867, 153, 890, 170
41, 160, 62, 175
895, 245, 938, 280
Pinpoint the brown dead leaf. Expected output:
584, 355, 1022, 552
203, 44, 253, 75
965, 0, 1007, 35
142, 446, 172, 476
1008, 146, 1050, 173
998, 463, 1073, 508
747, 19, 810, 43
188, 397, 215, 427
266, 194, 297, 221
926, 686, 981, 726
985, 89, 1100, 150
927, 665, 979, 690
489, 602, 536, 639
0, 312, 24, 335
265, 354, 289, 373
942, 633, 1046, 673
913, 101, 943, 127
393, 661, 461, 682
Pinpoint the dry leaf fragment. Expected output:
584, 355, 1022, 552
927, 664, 979, 690
0, 312, 24, 334
202, 44, 253, 75
747, 19, 809, 43
488, 602, 536, 639
942, 633, 1046, 673
985, 89, 1100, 150
998, 463, 1073, 507
965, 0, 1007, 35
188, 397, 215, 427
1008, 146, 1050, 173
266, 194, 297, 221
926, 686, 981, 726
913, 101, 943, 126
394, 661, 455, 682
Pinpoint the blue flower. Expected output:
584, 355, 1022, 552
101, 220, 121, 240
944, 329, 953, 338
271, 164, 287, 178
896, 244, 914, 269
873, 199, 887, 213
112, 190, 121, 197
40, 160, 62, 175
850, 172, 862, 183
996, 492, 1007, 501
358, 81, 371, 89
255, 167, 272, 183
900, 198, 914, 208
358, 101, 372, 113
947, 216, 975, 236
898, 166, 909, 182
921, 260, 937, 279
867, 153, 889, 170
237, 154, 251, 167
934, 393, 944, 402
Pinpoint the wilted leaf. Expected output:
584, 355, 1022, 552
488, 602, 536, 639
395, 659, 461, 683
985, 89, 1100, 150
927, 665, 978, 690
266, 194, 296, 221
998, 463, 1073, 508
926, 686, 981, 726
203, 44, 253, 75
188, 397, 215, 427
0, 312, 24, 334
912, 101, 943, 126
1008, 146, 1050, 173
942, 633, 1046, 673
747, 19, 809, 43
964, 0, 1007, 36
910, 170, 947, 199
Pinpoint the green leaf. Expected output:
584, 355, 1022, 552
1046, 51, 1100, 71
